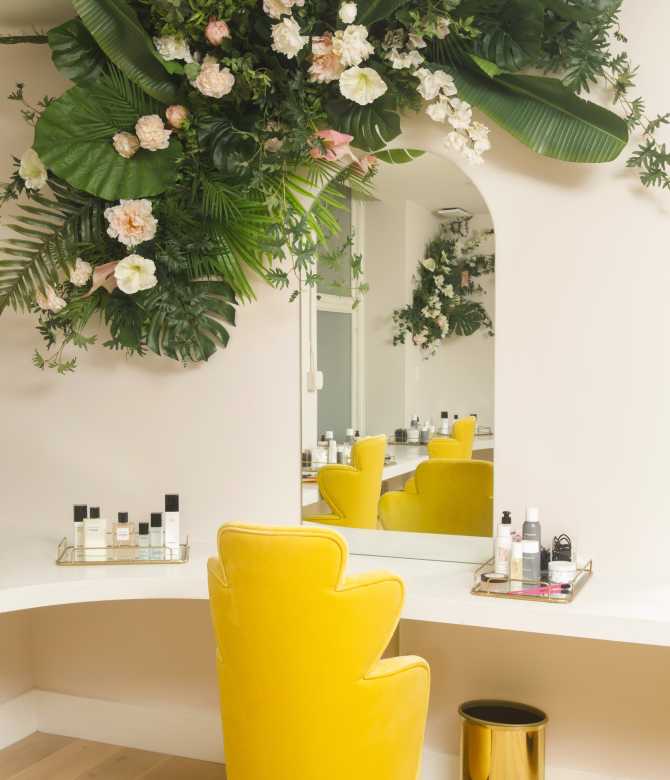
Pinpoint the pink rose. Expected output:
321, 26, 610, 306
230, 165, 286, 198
355, 153, 378, 175
205, 18, 230, 46
166, 104, 189, 129
309, 129, 355, 163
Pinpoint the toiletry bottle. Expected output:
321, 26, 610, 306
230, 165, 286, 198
150, 512, 163, 559
138, 522, 150, 560
150, 512, 163, 546
510, 533, 523, 580
327, 437, 338, 464
164, 494, 180, 558
522, 507, 542, 581
439, 411, 449, 436
494, 510, 512, 576
470, 412, 479, 434
451, 413, 460, 434
73, 505, 87, 548
408, 416, 420, 444
85, 507, 106, 549
419, 422, 430, 444
113, 512, 132, 547
344, 428, 355, 464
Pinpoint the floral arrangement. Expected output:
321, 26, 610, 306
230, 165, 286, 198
0, 0, 665, 372
393, 219, 494, 356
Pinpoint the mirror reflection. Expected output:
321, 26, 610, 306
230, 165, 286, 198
301, 151, 494, 547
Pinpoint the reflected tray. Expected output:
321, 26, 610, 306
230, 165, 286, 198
471, 558, 592, 604
56, 537, 190, 566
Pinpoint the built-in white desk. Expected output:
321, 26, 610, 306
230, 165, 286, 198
302, 436, 494, 506
2, 529, 668, 648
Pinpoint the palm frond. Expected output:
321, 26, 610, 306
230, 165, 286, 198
0, 179, 104, 312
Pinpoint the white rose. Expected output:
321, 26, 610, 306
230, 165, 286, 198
36, 285, 66, 313
135, 115, 172, 152
153, 35, 193, 63
194, 60, 236, 98
446, 97, 473, 130
112, 131, 140, 159
469, 121, 491, 153
415, 68, 457, 100
434, 274, 445, 287
263, 0, 301, 18
444, 284, 454, 298
445, 130, 469, 156
18, 149, 47, 191
413, 333, 427, 346
114, 255, 158, 295
421, 257, 436, 272
332, 25, 374, 67
408, 33, 426, 49
69, 258, 93, 287
435, 17, 451, 39
105, 199, 158, 248
339, 2, 357, 23
426, 97, 449, 122
271, 17, 308, 59
387, 49, 424, 70
339, 66, 387, 105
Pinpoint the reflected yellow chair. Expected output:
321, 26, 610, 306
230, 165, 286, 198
428, 416, 476, 460
404, 417, 477, 493
305, 434, 386, 529
379, 460, 493, 536
208, 524, 430, 780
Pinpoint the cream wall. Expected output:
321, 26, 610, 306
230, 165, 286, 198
1, 2, 670, 776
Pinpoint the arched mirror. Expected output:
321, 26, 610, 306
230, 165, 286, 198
300, 151, 494, 563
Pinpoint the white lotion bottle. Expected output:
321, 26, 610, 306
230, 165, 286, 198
494, 510, 512, 575
164, 494, 180, 557
85, 506, 106, 549
73, 504, 87, 548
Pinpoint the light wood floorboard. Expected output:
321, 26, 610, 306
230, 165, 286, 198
0, 734, 226, 780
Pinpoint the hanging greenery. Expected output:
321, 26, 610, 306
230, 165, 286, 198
393, 219, 494, 355
0, 0, 664, 372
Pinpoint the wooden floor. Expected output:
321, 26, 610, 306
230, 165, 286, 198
0, 733, 226, 780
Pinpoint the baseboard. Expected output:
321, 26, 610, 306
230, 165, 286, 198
0, 691, 37, 749
0, 689, 224, 763
420, 748, 641, 780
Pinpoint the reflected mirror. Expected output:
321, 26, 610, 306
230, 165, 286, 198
300, 151, 495, 562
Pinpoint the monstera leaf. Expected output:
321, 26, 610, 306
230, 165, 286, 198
72, 0, 179, 103
34, 71, 181, 200
374, 149, 425, 163
357, 0, 411, 25
327, 97, 402, 151
48, 19, 106, 86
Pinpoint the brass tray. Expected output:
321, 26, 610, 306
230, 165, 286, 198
56, 536, 190, 566
471, 557, 592, 604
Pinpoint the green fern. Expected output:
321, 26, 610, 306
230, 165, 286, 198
0, 178, 104, 313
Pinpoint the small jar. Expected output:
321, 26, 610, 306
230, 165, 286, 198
549, 560, 577, 584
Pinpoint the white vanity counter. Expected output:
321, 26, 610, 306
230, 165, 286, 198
302, 436, 494, 507
2, 528, 668, 648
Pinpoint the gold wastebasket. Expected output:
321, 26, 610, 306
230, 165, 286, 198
459, 699, 547, 780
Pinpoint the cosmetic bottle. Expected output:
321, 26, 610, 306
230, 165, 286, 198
494, 510, 512, 576
439, 411, 449, 436
164, 494, 180, 557
73, 505, 87, 548
510, 533, 524, 580
150, 512, 163, 546
470, 413, 479, 434
451, 413, 460, 433
113, 512, 132, 547
419, 422, 431, 445
327, 437, 337, 464
522, 507, 542, 581
84, 507, 106, 549
138, 522, 150, 560
407, 417, 420, 444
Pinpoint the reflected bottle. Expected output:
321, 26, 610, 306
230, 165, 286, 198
113, 512, 133, 547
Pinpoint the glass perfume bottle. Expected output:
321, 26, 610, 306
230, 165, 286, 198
138, 522, 150, 560
113, 512, 133, 547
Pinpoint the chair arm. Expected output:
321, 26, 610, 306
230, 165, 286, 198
404, 476, 417, 493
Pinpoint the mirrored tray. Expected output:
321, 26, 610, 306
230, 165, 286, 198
56, 536, 190, 566
471, 558, 592, 604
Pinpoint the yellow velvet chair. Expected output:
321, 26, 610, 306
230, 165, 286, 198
208, 524, 430, 780
379, 460, 493, 535
305, 434, 386, 529
428, 415, 476, 460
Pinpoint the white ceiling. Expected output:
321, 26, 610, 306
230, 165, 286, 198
0, 0, 73, 31
373, 151, 490, 216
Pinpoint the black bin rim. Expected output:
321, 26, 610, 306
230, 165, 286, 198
459, 699, 548, 729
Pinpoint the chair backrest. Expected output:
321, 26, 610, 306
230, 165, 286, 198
208, 523, 427, 779
379, 459, 493, 535
427, 416, 476, 459
316, 434, 386, 528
